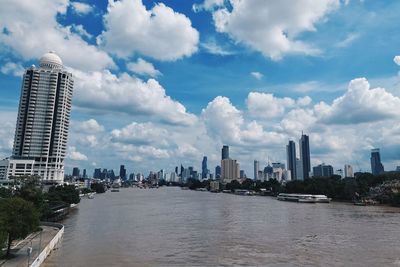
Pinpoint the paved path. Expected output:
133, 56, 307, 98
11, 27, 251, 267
0, 226, 59, 267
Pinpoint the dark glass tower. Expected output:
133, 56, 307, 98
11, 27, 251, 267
202, 156, 208, 178
221, 145, 229, 160
119, 165, 126, 180
286, 140, 297, 180
299, 134, 310, 179
370, 149, 384, 175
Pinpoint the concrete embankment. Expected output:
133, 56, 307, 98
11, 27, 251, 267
29, 222, 64, 267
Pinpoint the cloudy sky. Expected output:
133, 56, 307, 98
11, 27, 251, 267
0, 0, 400, 177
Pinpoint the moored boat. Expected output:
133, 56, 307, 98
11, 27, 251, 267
277, 193, 330, 203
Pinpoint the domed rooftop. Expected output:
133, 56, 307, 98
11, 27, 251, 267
39, 51, 63, 69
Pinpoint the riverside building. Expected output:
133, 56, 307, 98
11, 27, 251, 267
9, 51, 74, 183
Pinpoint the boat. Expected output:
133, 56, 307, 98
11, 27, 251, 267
277, 193, 316, 203
110, 189, 120, 192
88, 193, 95, 199
311, 195, 331, 203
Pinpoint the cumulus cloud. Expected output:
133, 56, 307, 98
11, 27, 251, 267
0, 0, 114, 71
201, 0, 340, 59
316, 78, 400, 124
70, 1, 93, 15
67, 146, 88, 161
394, 56, 400, 66
72, 119, 104, 133
250, 72, 263, 80
246, 92, 295, 119
70, 24, 93, 39
201, 39, 235, 56
1, 62, 24, 77
111, 122, 169, 146
127, 58, 161, 77
98, 0, 199, 61
71, 69, 197, 126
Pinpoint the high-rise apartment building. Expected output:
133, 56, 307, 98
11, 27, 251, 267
370, 148, 384, 175
221, 158, 239, 183
254, 160, 259, 180
221, 145, 229, 160
286, 140, 297, 180
299, 134, 311, 179
11, 52, 73, 183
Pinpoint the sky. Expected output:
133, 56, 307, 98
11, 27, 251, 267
0, 0, 400, 178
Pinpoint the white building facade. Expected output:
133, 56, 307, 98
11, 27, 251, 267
0, 158, 35, 180
11, 52, 74, 183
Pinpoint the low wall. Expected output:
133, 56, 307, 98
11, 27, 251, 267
29, 222, 64, 267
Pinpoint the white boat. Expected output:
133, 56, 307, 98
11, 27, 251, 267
311, 195, 331, 203
277, 193, 316, 203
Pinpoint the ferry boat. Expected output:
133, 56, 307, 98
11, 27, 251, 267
277, 193, 330, 203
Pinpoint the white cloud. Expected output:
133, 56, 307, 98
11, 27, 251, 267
201, 39, 235, 56
67, 146, 88, 161
0, 0, 114, 71
316, 78, 400, 124
250, 72, 263, 80
98, 0, 199, 61
202, 0, 340, 59
71, 69, 197, 126
70, 1, 94, 15
297, 96, 312, 106
127, 58, 161, 77
335, 32, 360, 48
394, 56, 400, 66
246, 92, 295, 119
70, 24, 92, 39
111, 122, 169, 146
72, 119, 104, 133
1, 62, 24, 77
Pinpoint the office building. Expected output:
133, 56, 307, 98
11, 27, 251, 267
240, 170, 245, 179
221, 145, 229, 160
0, 158, 35, 180
221, 158, 239, 183
313, 164, 334, 178
202, 156, 208, 179
254, 160, 259, 180
11, 51, 74, 183
370, 148, 384, 175
344, 164, 354, 178
286, 140, 297, 180
72, 167, 80, 177
119, 165, 127, 180
299, 133, 311, 179
93, 168, 101, 179
296, 158, 304, 180
82, 169, 87, 179
215, 165, 221, 179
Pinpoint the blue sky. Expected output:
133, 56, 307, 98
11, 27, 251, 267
0, 0, 400, 177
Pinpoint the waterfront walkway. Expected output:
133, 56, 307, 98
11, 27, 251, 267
0, 226, 59, 267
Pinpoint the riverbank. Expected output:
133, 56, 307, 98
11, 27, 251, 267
0, 223, 63, 267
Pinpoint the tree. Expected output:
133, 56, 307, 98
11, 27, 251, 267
46, 185, 80, 205
90, 183, 106, 194
0, 197, 39, 257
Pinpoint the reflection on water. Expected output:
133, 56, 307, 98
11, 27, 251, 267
44, 187, 400, 267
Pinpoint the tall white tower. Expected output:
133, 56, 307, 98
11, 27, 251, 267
12, 51, 74, 183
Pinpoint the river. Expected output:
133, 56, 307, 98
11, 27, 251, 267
44, 187, 400, 267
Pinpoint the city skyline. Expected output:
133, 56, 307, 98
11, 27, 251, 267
0, 0, 400, 177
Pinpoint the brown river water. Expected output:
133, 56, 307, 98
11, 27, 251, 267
43, 187, 400, 267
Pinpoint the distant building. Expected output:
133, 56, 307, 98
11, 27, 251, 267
240, 170, 245, 179
221, 158, 239, 183
313, 164, 334, 178
396, 166, 400, 172
299, 133, 311, 179
370, 148, 384, 175
286, 140, 297, 180
221, 145, 229, 160
296, 158, 304, 180
72, 167, 80, 177
254, 160, 259, 180
202, 156, 208, 179
215, 165, 221, 179
210, 181, 220, 192
82, 169, 87, 179
93, 168, 101, 179
344, 164, 354, 178
119, 165, 127, 180
272, 162, 285, 169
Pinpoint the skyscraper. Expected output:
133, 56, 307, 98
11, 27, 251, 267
202, 156, 208, 178
299, 133, 311, 179
119, 165, 126, 180
11, 51, 73, 183
254, 160, 259, 180
370, 148, 384, 175
215, 165, 221, 179
286, 140, 297, 180
72, 167, 80, 177
221, 145, 229, 160
221, 158, 239, 183
312, 164, 333, 177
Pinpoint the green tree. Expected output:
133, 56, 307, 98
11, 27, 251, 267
90, 183, 106, 194
46, 185, 80, 205
0, 197, 39, 257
